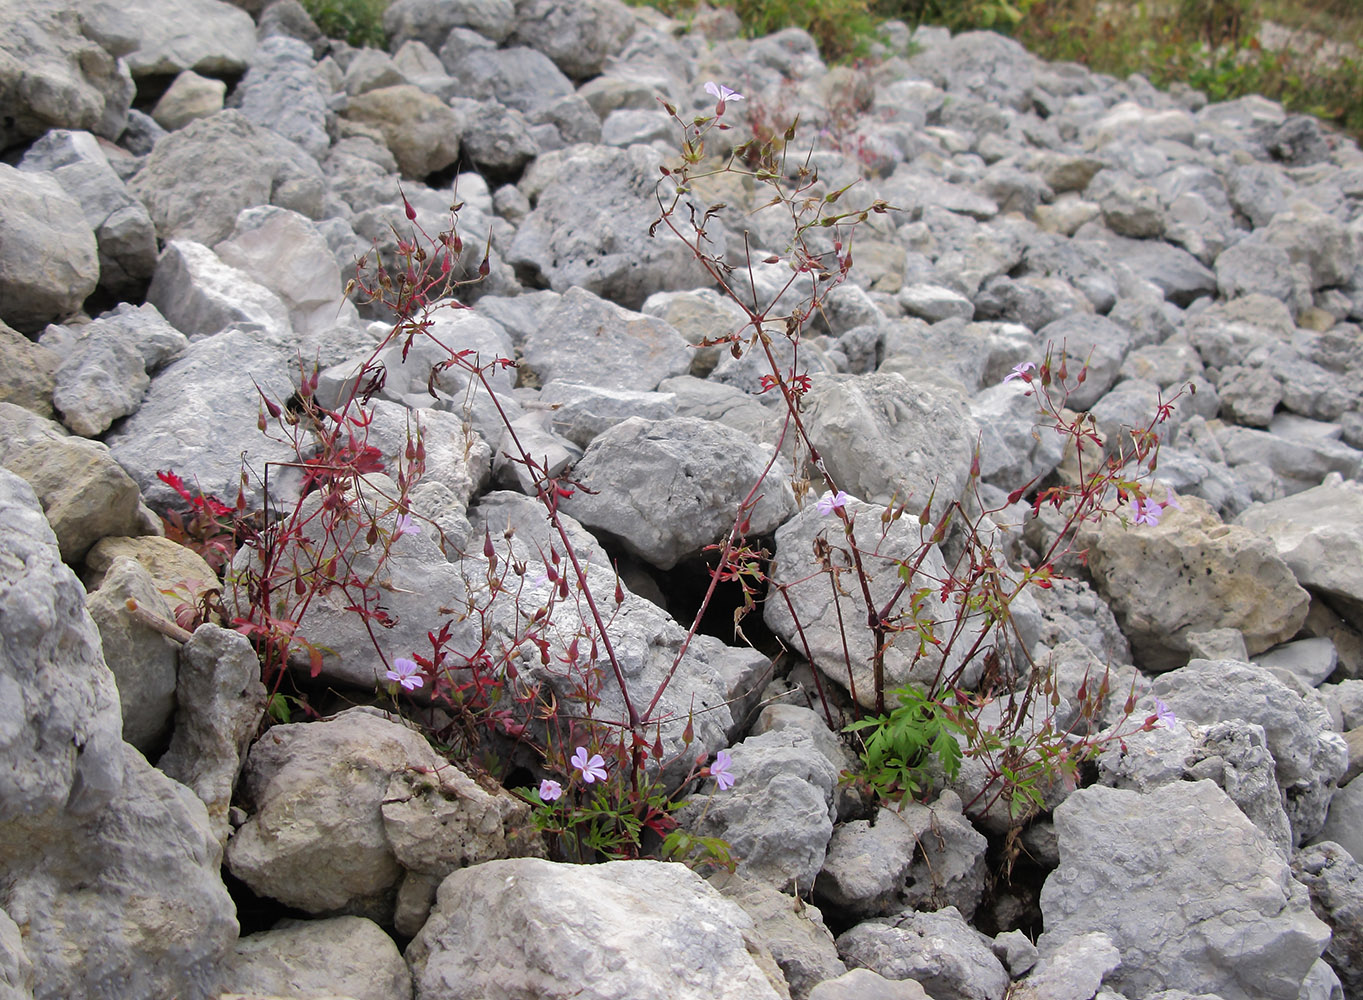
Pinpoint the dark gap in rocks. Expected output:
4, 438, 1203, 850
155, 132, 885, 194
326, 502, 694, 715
658, 545, 784, 657
424, 159, 464, 193
973, 826, 1049, 940
221, 867, 312, 936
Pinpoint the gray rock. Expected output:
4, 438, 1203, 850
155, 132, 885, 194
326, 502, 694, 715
120, 0, 256, 76
1040, 781, 1329, 1000
508, 0, 636, 80
0, 321, 59, 419
342, 85, 463, 178
797, 371, 978, 514
229, 707, 537, 921
807, 969, 930, 1000
1154, 659, 1348, 844
559, 416, 795, 570
520, 286, 691, 390
765, 497, 984, 709
1237, 475, 1363, 628
151, 69, 227, 130
1216, 238, 1312, 316
147, 240, 293, 344
382, 0, 516, 50
600, 108, 672, 147
537, 381, 678, 448
104, 328, 296, 512
836, 906, 1009, 1000
0, 403, 147, 562
1032, 312, 1133, 410
0, 468, 236, 1000
0, 0, 136, 148
898, 283, 975, 323
1010, 931, 1121, 1000
18, 129, 157, 297
1291, 841, 1363, 999
458, 99, 539, 176
1090, 231, 1218, 307
1312, 777, 1363, 864
231, 35, 331, 160
44, 303, 189, 437
1087, 169, 1164, 238
217, 916, 411, 1000
0, 164, 99, 334
158, 624, 268, 848
508, 143, 721, 309
677, 728, 839, 894
1256, 637, 1339, 690
1080, 494, 1310, 671
816, 791, 988, 921
130, 110, 325, 245
85, 557, 179, 754
439, 41, 575, 114
1215, 421, 1363, 495
709, 872, 848, 1000
407, 858, 787, 999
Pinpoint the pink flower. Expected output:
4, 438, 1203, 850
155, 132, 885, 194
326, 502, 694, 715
816, 490, 849, 515
1003, 362, 1036, 384
1130, 497, 1163, 527
571, 746, 608, 784
1154, 697, 1177, 731
394, 513, 421, 537
386, 657, 423, 691
539, 779, 562, 802
704, 81, 744, 105
709, 749, 735, 791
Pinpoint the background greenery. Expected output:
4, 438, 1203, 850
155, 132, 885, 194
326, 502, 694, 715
297, 0, 1363, 140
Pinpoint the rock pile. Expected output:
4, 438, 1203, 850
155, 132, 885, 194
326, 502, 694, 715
2, 0, 1363, 998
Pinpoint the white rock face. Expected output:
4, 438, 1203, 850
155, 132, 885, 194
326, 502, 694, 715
1040, 780, 1330, 1000
407, 857, 788, 1000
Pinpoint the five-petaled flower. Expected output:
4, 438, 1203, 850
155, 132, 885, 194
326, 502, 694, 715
1154, 697, 1177, 731
386, 657, 423, 691
1003, 362, 1036, 384
539, 778, 562, 802
816, 490, 849, 515
709, 749, 736, 791
571, 746, 608, 784
394, 512, 421, 537
705, 81, 744, 107
1130, 497, 1163, 526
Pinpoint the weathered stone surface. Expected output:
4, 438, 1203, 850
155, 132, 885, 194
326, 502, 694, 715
130, 111, 325, 245
797, 372, 978, 514
1237, 475, 1363, 627
806, 969, 930, 1000
0, 0, 136, 148
231, 35, 330, 160
342, 85, 463, 178
85, 557, 179, 754
0, 403, 147, 562
836, 906, 1009, 1000
151, 69, 226, 130
508, 0, 635, 80
1040, 781, 1329, 1000
1008, 932, 1121, 1000
1081, 494, 1310, 671
147, 240, 293, 344
710, 872, 847, 1000
0, 467, 237, 1000
508, 144, 721, 309
158, 624, 268, 847
765, 497, 986, 708
559, 416, 795, 570
18, 129, 158, 297
0, 321, 60, 418
1152, 659, 1348, 845
229, 707, 537, 921
217, 916, 411, 1000
407, 858, 788, 1000
1292, 840, 1363, 999
519, 286, 691, 391
383, 0, 516, 50
120, 0, 256, 76
677, 729, 839, 894
0, 164, 99, 334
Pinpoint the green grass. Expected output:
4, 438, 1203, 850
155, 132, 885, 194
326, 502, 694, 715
631, 0, 1363, 141
302, 0, 388, 48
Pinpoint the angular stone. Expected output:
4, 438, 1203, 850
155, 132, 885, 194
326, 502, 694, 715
158, 624, 268, 848
0, 403, 147, 562
507, 0, 636, 80
232, 35, 330, 160
0, 165, 99, 334
1292, 840, 1363, 999
342, 85, 463, 178
407, 858, 787, 1000
216, 916, 411, 1000
120, 0, 256, 76
1040, 781, 1330, 1000
560, 416, 796, 570
152, 69, 227, 130
382, 0, 516, 50
1081, 494, 1310, 671
836, 906, 1009, 1000
0, 321, 60, 419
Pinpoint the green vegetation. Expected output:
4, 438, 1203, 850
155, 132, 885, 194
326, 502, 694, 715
633, 0, 1363, 139
301, 0, 387, 48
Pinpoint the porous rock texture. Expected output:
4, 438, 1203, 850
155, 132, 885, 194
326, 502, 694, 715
4, 1, 1363, 998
